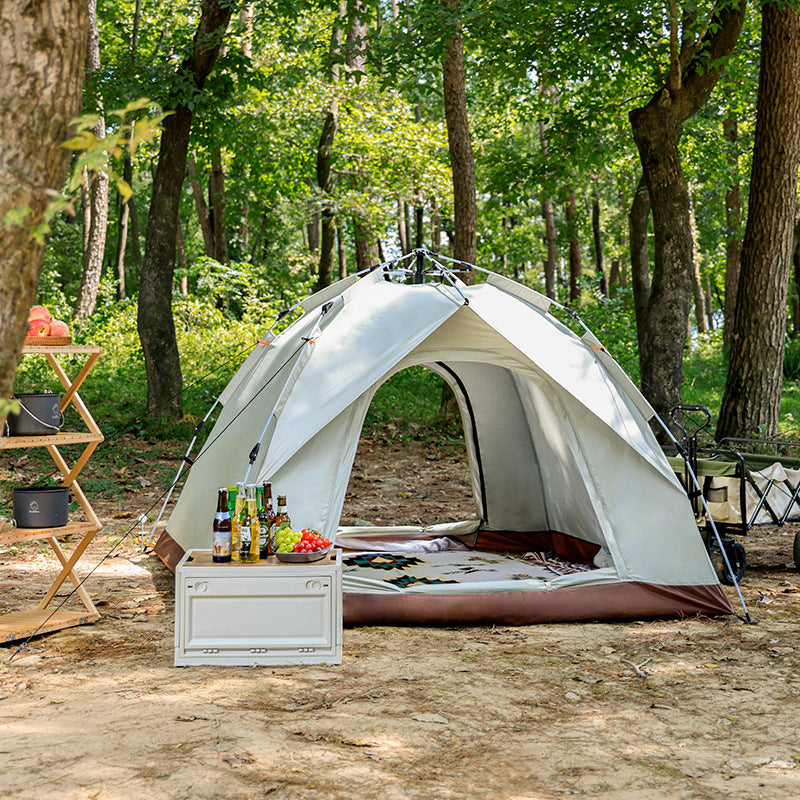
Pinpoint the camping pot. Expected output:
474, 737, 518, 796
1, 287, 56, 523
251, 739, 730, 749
6, 393, 62, 436
12, 486, 70, 528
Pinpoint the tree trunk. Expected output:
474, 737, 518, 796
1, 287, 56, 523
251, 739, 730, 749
397, 197, 408, 254
137, 0, 232, 419
566, 191, 582, 302
431, 196, 441, 252
115, 193, 129, 301
307, 211, 320, 254
717, 3, 800, 441
74, 0, 109, 320
209, 142, 228, 263
315, 4, 345, 291
630, 107, 693, 417
689, 199, 707, 335
0, 0, 87, 403
541, 197, 557, 299
629, 0, 746, 422
629, 175, 651, 358
187, 154, 214, 256
723, 112, 743, 350
592, 193, 608, 297
353, 217, 379, 271
337, 221, 347, 279
705, 276, 715, 331
442, 18, 477, 279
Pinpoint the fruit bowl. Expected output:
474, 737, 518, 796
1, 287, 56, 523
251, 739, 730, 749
275, 544, 333, 563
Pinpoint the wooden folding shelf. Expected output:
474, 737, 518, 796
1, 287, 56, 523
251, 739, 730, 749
0, 344, 104, 643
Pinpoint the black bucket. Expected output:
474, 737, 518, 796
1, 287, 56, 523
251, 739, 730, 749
7, 393, 62, 436
13, 486, 70, 528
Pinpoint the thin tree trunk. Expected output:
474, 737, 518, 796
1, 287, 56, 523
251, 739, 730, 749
353, 218, 379, 271
592, 192, 608, 297
115, 184, 129, 300
315, 3, 345, 291
307, 211, 320, 254
397, 197, 408, 254
629, 175, 651, 358
689, 198, 707, 334
74, 0, 109, 320
240, 2, 254, 58
723, 112, 743, 350
0, 0, 87, 402
431, 196, 441, 252
176, 222, 188, 297
209, 142, 228, 263
337, 221, 347, 279
567, 191, 582, 302
442, 12, 477, 279
137, 0, 232, 418
187, 154, 214, 256
542, 197, 557, 299
415, 201, 424, 249
717, 3, 800, 441
704, 276, 715, 331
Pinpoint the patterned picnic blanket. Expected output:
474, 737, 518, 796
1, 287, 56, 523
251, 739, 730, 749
342, 550, 591, 591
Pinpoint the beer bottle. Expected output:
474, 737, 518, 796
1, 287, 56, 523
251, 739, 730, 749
274, 494, 291, 534
263, 482, 276, 555
230, 482, 245, 561
257, 485, 271, 558
241, 483, 260, 563
212, 487, 232, 563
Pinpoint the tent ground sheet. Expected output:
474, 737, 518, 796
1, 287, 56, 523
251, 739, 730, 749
341, 549, 593, 595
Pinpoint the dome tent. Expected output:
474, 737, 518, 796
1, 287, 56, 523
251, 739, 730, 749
158, 251, 733, 624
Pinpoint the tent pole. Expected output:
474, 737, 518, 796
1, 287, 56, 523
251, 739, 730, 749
145, 398, 222, 551
654, 415, 755, 624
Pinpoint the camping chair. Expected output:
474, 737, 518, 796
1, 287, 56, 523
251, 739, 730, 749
665, 405, 800, 578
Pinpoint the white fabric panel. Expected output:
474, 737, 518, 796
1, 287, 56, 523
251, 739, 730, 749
485, 272, 552, 312
261, 280, 462, 477
263, 394, 372, 541
555, 388, 714, 585
466, 285, 665, 474
511, 374, 609, 547
300, 274, 358, 314
218, 334, 274, 406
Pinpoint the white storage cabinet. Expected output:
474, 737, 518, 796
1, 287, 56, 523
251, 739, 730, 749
175, 549, 342, 666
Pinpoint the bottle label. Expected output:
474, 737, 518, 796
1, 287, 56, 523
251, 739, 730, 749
212, 530, 231, 559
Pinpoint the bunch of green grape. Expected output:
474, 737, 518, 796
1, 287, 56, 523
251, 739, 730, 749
275, 526, 303, 553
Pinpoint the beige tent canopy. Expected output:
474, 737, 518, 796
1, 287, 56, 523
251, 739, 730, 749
158, 252, 733, 624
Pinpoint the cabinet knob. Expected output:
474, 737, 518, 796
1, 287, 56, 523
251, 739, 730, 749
194, 581, 208, 593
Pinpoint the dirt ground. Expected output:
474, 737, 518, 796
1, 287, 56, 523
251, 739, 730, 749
1, 438, 799, 800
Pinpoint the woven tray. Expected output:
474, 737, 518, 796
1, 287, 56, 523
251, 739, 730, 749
24, 336, 72, 346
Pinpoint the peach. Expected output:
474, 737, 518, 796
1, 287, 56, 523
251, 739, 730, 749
27, 305, 51, 323
49, 320, 69, 337
27, 318, 50, 336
